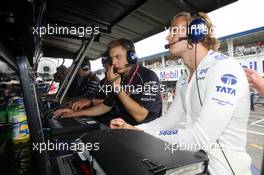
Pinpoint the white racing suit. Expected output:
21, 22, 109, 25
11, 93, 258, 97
137, 50, 252, 175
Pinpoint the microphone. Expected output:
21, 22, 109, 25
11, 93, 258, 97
124, 64, 131, 68
164, 37, 188, 49
109, 63, 130, 67
112, 64, 131, 73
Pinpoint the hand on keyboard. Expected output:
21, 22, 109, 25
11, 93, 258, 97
53, 108, 81, 118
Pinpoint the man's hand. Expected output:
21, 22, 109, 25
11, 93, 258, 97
244, 68, 264, 97
53, 108, 80, 118
110, 118, 137, 130
72, 98, 92, 111
106, 65, 121, 87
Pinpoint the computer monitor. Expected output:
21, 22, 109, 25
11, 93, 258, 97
17, 56, 51, 175
55, 37, 94, 104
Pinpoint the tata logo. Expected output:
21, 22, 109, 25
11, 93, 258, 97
216, 74, 237, 96
216, 86, 236, 96
221, 74, 237, 85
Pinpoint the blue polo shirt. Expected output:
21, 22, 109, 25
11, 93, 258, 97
103, 64, 162, 125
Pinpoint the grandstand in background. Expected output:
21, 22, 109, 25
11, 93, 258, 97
138, 26, 264, 89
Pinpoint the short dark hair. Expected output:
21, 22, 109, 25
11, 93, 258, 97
56, 65, 67, 74
107, 38, 135, 51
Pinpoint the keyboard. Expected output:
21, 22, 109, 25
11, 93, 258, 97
48, 117, 100, 136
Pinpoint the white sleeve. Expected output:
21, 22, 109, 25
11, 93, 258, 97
136, 76, 186, 140
177, 60, 250, 146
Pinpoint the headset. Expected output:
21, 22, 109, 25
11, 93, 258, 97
164, 12, 210, 49
101, 51, 110, 66
102, 38, 138, 65
187, 13, 209, 44
81, 60, 91, 71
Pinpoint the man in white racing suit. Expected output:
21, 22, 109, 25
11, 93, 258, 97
110, 12, 252, 175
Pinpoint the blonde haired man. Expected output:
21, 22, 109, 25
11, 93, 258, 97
110, 12, 252, 175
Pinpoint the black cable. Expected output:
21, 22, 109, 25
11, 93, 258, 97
194, 45, 235, 175
217, 140, 235, 175
194, 44, 203, 106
